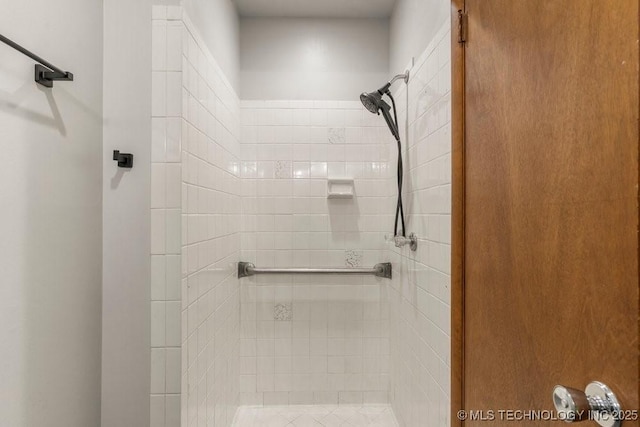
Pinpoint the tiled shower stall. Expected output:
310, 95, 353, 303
239, 99, 393, 407
150, 6, 451, 427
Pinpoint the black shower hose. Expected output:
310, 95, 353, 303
388, 93, 406, 238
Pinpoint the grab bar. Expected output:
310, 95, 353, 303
237, 262, 392, 279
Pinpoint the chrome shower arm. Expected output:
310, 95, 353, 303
374, 70, 410, 97
388, 71, 410, 86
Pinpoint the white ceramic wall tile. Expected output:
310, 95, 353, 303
151, 6, 241, 427
150, 395, 166, 427
386, 20, 452, 427
232, 404, 399, 427
239, 98, 395, 406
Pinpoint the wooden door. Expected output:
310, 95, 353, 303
453, 1, 639, 426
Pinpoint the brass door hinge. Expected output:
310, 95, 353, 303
458, 10, 468, 43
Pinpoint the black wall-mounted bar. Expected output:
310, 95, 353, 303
0, 33, 73, 87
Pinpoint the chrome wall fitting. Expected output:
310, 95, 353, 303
393, 233, 418, 251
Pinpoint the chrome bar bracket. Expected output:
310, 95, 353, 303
374, 262, 392, 279
238, 261, 253, 279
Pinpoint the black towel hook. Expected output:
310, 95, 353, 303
113, 151, 134, 169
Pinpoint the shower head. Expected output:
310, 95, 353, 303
360, 91, 389, 114
360, 71, 410, 115
360, 90, 399, 141
360, 91, 397, 140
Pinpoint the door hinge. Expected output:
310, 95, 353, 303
458, 10, 468, 43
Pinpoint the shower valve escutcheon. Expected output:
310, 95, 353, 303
552, 382, 622, 427
391, 233, 418, 251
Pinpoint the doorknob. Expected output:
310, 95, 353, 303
552, 382, 621, 427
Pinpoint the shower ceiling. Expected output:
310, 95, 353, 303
234, 0, 397, 18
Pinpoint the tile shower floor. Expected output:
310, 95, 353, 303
232, 405, 399, 427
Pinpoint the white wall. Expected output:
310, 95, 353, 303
388, 3, 452, 426
390, 0, 449, 75
150, 7, 242, 427
150, 11, 183, 427
181, 0, 240, 91
387, 20, 451, 427
0, 1, 103, 427
240, 18, 390, 100
178, 15, 243, 425
156, 0, 240, 90
102, 1, 154, 427
239, 100, 393, 406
